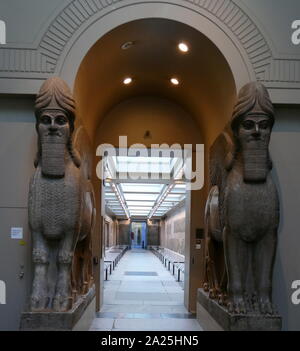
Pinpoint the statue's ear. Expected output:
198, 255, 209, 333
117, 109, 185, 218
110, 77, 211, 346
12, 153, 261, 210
72, 148, 82, 168
34, 141, 41, 168
224, 151, 234, 171
225, 133, 236, 171
34, 153, 39, 168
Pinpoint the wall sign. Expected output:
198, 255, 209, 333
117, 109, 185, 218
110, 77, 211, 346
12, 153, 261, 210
11, 227, 23, 240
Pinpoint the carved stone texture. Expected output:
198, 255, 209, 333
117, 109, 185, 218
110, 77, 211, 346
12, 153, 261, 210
204, 82, 280, 318
197, 289, 281, 331
28, 77, 95, 312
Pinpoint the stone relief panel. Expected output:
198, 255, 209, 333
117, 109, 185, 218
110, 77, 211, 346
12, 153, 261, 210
164, 207, 185, 255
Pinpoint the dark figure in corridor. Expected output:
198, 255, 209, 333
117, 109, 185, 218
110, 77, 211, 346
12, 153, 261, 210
28, 77, 95, 312
204, 82, 279, 315
137, 229, 141, 246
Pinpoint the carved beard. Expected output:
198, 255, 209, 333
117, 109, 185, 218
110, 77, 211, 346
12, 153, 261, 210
241, 139, 269, 182
41, 135, 67, 177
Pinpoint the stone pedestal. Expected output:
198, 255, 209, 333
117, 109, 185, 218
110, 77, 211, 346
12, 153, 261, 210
197, 289, 282, 331
20, 285, 96, 331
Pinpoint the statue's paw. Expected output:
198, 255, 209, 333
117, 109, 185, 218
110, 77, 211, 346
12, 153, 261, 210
72, 289, 78, 302
209, 288, 217, 299
259, 297, 274, 315
228, 296, 247, 315
30, 295, 49, 311
52, 295, 73, 312
218, 293, 227, 306
82, 281, 88, 294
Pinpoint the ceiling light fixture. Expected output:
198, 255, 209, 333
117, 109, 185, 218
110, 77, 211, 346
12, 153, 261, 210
123, 77, 133, 85
170, 78, 179, 85
178, 42, 189, 53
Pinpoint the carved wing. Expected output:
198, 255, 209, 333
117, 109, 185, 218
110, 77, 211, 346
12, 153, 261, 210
209, 127, 235, 228
73, 125, 93, 181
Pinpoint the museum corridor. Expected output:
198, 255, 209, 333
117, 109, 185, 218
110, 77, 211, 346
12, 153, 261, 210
89, 249, 202, 331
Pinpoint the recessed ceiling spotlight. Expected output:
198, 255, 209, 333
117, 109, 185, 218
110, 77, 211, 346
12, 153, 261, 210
178, 42, 189, 53
121, 41, 135, 50
123, 77, 133, 85
170, 78, 180, 85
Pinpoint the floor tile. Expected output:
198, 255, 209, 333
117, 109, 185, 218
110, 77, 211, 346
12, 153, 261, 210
89, 318, 115, 330
90, 249, 203, 331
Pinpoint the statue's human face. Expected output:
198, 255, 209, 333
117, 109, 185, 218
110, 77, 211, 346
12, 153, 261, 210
38, 109, 70, 141
237, 114, 272, 182
238, 114, 272, 145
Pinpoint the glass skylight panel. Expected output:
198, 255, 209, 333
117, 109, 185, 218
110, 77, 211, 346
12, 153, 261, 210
174, 183, 186, 188
124, 193, 158, 201
128, 210, 152, 213
171, 186, 186, 194
127, 206, 153, 210
130, 214, 150, 216
164, 194, 184, 202
130, 214, 149, 217
111, 156, 180, 174
130, 210, 150, 213
126, 201, 155, 206
105, 154, 187, 219
121, 183, 163, 193
105, 193, 116, 198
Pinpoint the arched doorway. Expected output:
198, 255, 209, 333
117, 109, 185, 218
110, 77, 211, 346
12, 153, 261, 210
69, 16, 239, 314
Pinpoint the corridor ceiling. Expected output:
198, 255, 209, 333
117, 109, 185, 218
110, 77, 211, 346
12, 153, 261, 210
74, 18, 236, 146
103, 154, 186, 219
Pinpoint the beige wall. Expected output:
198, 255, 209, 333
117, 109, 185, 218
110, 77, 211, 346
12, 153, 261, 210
95, 96, 203, 148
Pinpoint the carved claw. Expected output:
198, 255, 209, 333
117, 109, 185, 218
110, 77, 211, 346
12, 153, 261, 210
258, 297, 274, 315
228, 296, 247, 315
52, 295, 73, 312
72, 289, 78, 303
218, 293, 227, 306
209, 288, 217, 299
82, 281, 88, 294
203, 283, 209, 292
30, 295, 49, 311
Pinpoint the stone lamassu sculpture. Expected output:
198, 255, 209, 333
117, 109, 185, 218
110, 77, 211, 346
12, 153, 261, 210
28, 77, 95, 312
204, 82, 279, 315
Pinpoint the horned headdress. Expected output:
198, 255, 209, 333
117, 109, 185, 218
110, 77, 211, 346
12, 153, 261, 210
34, 77, 80, 169
231, 81, 274, 133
